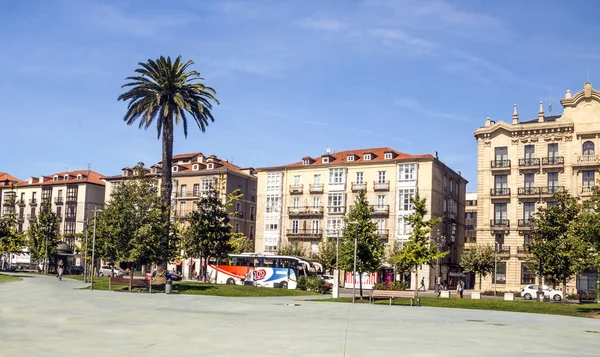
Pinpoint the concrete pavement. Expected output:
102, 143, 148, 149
0, 273, 599, 356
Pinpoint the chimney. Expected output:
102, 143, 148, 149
538, 101, 545, 122
485, 117, 491, 127
435, 151, 439, 159
457, 170, 462, 176
39, 176, 44, 183
512, 104, 519, 125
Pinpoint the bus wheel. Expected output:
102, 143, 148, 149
226, 278, 235, 285
280, 281, 288, 289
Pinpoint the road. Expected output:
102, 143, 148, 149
0, 273, 599, 356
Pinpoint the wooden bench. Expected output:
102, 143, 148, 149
371, 290, 420, 306
109, 277, 150, 292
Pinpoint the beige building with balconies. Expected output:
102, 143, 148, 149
473, 81, 600, 292
255, 147, 467, 289
0, 170, 106, 267
102, 152, 257, 277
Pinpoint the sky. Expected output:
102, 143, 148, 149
1, 0, 599, 191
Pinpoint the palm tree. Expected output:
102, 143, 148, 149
118, 56, 219, 279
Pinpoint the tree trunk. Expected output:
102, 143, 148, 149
157, 115, 174, 285
359, 272, 363, 299
215, 257, 219, 284
414, 269, 419, 299
129, 266, 134, 292
562, 275, 567, 304
479, 273, 482, 291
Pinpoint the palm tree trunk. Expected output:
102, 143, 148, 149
156, 114, 174, 285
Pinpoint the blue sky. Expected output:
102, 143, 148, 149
1, 0, 599, 190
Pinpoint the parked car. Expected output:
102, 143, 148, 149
98, 265, 126, 277
522, 284, 563, 301
68, 266, 84, 275
319, 275, 334, 291
151, 270, 183, 281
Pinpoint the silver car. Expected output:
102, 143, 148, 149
98, 265, 126, 277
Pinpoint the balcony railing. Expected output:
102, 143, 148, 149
29, 199, 37, 206
54, 196, 64, 205
490, 188, 510, 196
540, 186, 565, 195
490, 219, 509, 228
517, 246, 530, 255
496, 246, 511, 255
309, 183, 324, 193
351, 182, 367, 192
491, 159, 511, 169
517, 218, 534, 228
372, 205, 390, 216
17, 200, 26, 206
581, 185, 597, 194
518, 187, 540, 195
174, 209, 194, 218
289, 185, 303, 194
376, 229, 389, 239
518, 158, 539, 167
327, 206, 346, 215
286, 229, 323, 239
288, 206, 324, 216
542, 156, 564, 166
177, 191, 199, 198
576, 154, 600, 164
65, 213, 76, 220
373, 181, 390, 191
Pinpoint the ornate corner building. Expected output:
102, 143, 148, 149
473, 82, 600, 292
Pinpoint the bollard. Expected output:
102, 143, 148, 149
165, 279, 173, 294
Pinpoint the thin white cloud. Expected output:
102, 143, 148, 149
393, 97, 470, 122
298, 17, 348, 31
369, 28, 438, 54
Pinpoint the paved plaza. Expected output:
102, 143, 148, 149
1, 274, 599, 356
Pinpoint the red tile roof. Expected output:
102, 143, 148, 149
0, 173, 23, 186
259, 147, 434, 170
15, 170, 105, 187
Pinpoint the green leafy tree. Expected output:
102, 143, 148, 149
118, 56, 220, 280
399, 191, 446, 299
528, 192, 594, 301
577, 187, 600, 270
277, 243, 307, 257
182, 183, 239, 282
317, 239, 338, 274
0, 196, 26, 269
339, 190, 384, 298
460, 245, 495, 291
27, 200, 60, 272
388, 241, 414, 281
229, 234, 252, 255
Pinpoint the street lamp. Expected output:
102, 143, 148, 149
90, 208, 102, 291
333, 228, 341, 299
347, 221, 359, 304
78, 219, 89, 283
44, 233, 49, 275
494, 241, 498, 296
434, 229, 445, 294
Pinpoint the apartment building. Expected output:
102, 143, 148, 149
255, 147, 467, 289
473, 81, 600, 292
0, 170, 105, 266
464, 192, 478, 288
102, 152, 257, 277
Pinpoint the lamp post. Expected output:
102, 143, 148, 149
78, 219, 89, 283
333, 229, 340, 298
347, 221, 359, 304
494, 241, 498, 296
90, 208, 102, 291
44, 233, 49, 275
434, 229, 445, 294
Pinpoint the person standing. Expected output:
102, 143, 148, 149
456, 281, 460, 298
460, 279, 465, 299
57, 260, 64, 281
419, 277, 425, 291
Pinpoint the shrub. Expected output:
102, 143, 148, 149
373, 281, 408, 291
480, 290, 521, 297
297, 276, 328, 294
373, 282, 387, 290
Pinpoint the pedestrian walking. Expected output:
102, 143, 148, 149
419, 277, 425, 291
456, 282, 460, 298
57, 260, 64, 281
459, 279, 465, 299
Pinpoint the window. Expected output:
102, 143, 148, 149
399, 164, 416, 182
312, 197, 320, 208
492, 262, 506, 284
180, 201, 187, 214
193, 184, 200, 196
192, 164, 199, 171
397, 215, 412, 235
376, 195, 386, 207
265, 195, 281, 213
76, 174, 82, 180
524, 173, 535, 188
207, 163, 214, 170
291, 220, 299, 233
398, 189, 415, 211
384, 152, 393, 160
66, 187, 77, 201
201, 179, 212, 192
547, 172, 558, 188
524, 145, 535, 159
524, 234, 533, 245
326, 217, 344, 236
172, 166, 178, 172
363, 154, 372, 160
64, 221, 76, 235
266, 173, 282, 192
347, 155, 355, 162
41, 188, 52, 202
327, 193, 345, 212
236, 202, 241, 213
547, 143, 558, 158
494, 175, 507, 189
494, 203, 507, 222
328, 168, 345, 184
450, 179, 454, 193
322, 157, 330, 164
235, 223, 239, 233
293, 175, 301, 186
292, 197, 300, 209
523, 202, 535, 220
376, 219, 385, 231
521, 264, 535, 284
64, 175, 69, 180
249, 206, 255, 220
313, 174, 321, 184
311, 220, 319, 233
249, 225, 254, 239
264, 218, 279, 231
302, 158, 310, 165
53, 176, 58, 182
583, 171, 595, 187
443, 175, 447, 191
355, 172, 364, 184
180, 184, 187, 197
583, 141, 595, 155
377, 171, 386, 183
495, 147, 508, 161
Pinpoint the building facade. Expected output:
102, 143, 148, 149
102, 152, 257, 277
473, 82, 600, 292
0, 170, 105, 267
255, 147, 467, 289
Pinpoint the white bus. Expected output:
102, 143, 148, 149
205, 253, 322, 289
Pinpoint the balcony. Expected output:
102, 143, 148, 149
490, 219, 509, 230
490, 188, 510, 197
286, 229, 323, 239
518, 187, 540, 196
29, 199, 37, 206
542, 156, 564, 166
373, 181, 390, 191
496, 246, 511, 257
288, 206, 324, 217
27, 214, 36, 221
444, 211, 457, 221
517, 218, 534, 229
177, 191, 199, 199
491, 160, 511, 170
517, 246, 530, 256
309, 183, 324, 193
372, 205, 390, 216
54, 196, 64, 205
518, 158, 540, 168
351, 182, 367, 192
581, 185, 597, 196
539, 186, 565, 195
327, 206, 346, 215
174, 209, 194, 218
465, 230, 476, 243
289, 185, 303, 194
17, 200, 26, 207
66, 196, 77, 203
575, 154, 600, 166
376, 229, 389, 240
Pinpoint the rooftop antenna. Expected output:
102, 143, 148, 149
549, 88, 553, 116
326, 147, 331, 154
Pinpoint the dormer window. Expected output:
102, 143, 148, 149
347, 155, 355, 162
53, 175, 58, 182
207, 163, 214, 170
192, 164, 199, 171
64, 175, 69, 180
76, 174, 82, 180
151, 167, 157, 174
322, 157, 329, 164
122, 170, 129, 177
172, 166, 178, 172
302, 159, 310, 165
384, 152, 393, 160
364, 154, 372, 161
